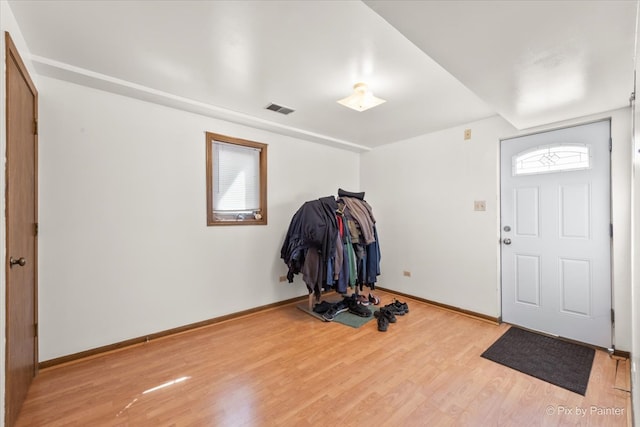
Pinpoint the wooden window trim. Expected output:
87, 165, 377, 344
206, 132, 267, 226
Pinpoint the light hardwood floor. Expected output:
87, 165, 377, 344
15, 290, 632, 426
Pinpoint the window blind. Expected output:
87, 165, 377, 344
213, 141, 261, 212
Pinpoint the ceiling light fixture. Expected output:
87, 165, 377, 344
337, 82, 386, 112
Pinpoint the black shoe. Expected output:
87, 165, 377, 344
375, 307, 397, 323
383, 303, 406, 316
377, 312, 389, 331
313, 301, 332, 314
348, 301, 372, 317
334, 299, 349, 312
322, 304, 348, 321
343, 294, 358, 306
392, 299, 409, 313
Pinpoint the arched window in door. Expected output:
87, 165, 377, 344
512, 144, 591, 176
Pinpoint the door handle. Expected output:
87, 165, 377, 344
503, 238, 512, 245
9, 257, 26, 268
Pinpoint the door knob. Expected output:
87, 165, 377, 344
9, 257, 26, 267
503, 238, 512, 245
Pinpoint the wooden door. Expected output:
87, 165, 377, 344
5, 31, 38, 427
500, 120, 611, 348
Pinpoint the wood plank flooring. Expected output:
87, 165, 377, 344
15, 290, 632, 426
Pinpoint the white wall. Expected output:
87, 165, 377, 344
1, 1, 39, 424
631, 26, 640, 424
362, 109, 632, 351
361, 115, 512, 317
38, 76, 359, 361
612, 107, 634, 349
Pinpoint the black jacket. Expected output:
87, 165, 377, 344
280, 196, 338, 291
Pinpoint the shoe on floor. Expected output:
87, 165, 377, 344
341, 294, 357, 308
392, 299, 409, 313
383, 302, 406, 316
313, 301, 332, 314
348, 301, 372, 317
357, 294, 370, 306
375, 307, 397, 323
368, 293, 380, 305
322, 304, 348, 321
377, 312, 389, 331
322, 306, 338, 321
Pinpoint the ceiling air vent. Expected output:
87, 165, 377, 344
265, 103, 295, 115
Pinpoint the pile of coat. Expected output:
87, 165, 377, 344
280, 189, 381, 297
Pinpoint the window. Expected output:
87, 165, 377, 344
512, 143, 591, 176
206, 132, 267, 226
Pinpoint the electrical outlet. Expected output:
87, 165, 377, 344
278, 275, 287, 282
464, 129, 472, 140
474, 200, 486, 211
403, 270, 411, 277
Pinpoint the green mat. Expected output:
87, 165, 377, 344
296, 302, 376, 328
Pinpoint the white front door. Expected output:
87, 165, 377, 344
500, 120, 611, 348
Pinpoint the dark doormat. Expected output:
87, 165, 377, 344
481, 327, 595, 395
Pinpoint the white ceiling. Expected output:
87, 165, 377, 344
7, 0, 638, 152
